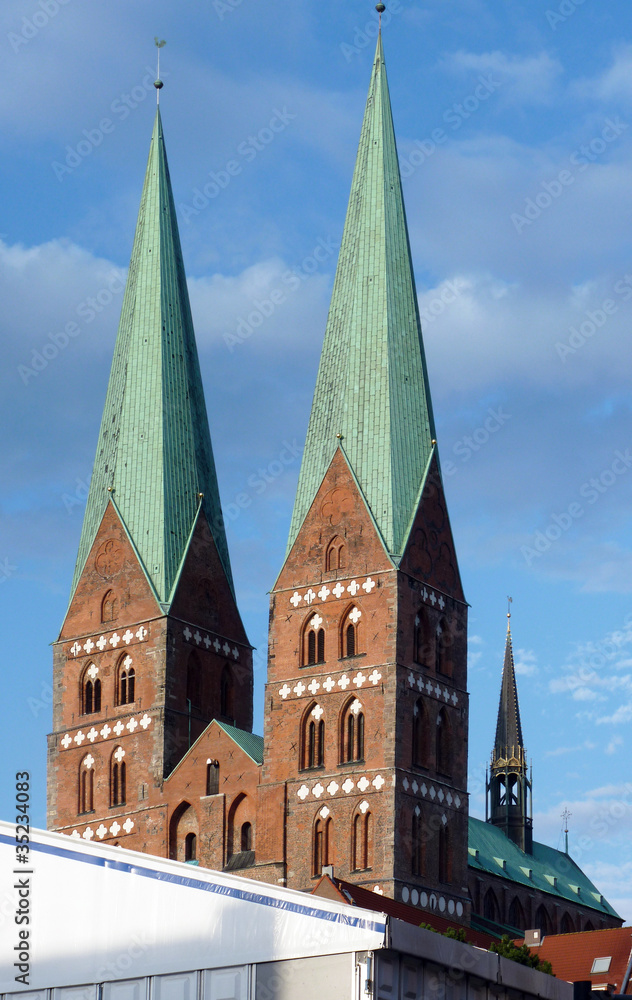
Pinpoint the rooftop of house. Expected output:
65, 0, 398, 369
517, 926, 632, 991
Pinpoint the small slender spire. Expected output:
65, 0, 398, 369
494, 605, 524, 757
154, 37, 166, 105
487, 605, 533, 853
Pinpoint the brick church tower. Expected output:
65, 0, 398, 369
259, 32, 471, 922
47, 106, 253, 852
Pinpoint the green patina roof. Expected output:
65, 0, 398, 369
469, 816, 621, 920
216, 722, 264, 764
287, 34, 436, 559
71, 109, 232, 607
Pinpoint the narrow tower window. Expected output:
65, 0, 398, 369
221, 664, 234, 718
340, 698, 364, 763
81, 666, 101, 715
206, 759, 219, 795
412, 698, 426, 767
186, 653, 201, 711
436, 617, 452, 676
325, 535, 345, 572
414, 606, 434, 668
341, 606, 361, 657
304, 614, 326, 666
101, 590, 118, 623
412, 811, 423, 875
110, 747, 126, 807
304, 704, 325, 769
78, 756, 94, 814
241, 821, 252, 852
436, 707, 451, 777
184, 832, 197, 862
117, 656, 135, 706
439, 824, 451, 883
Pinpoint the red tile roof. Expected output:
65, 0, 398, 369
518, 927, 632, 989
311, 875, 496, 949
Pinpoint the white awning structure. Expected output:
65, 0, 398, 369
0, 823, 386, 993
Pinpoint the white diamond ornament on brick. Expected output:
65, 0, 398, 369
87, 664, 98, 682
349, 606, 361, 624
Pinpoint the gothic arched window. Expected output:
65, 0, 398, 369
221, 664, 234, 718
341, 606, 361, 658
110, 747, 126, 807
340, 698, 364, 763
185, 832, 197, 862
439, 823, 451, 883
436, 616, 452, 676
535, 905, 551, 935
412, 810, 423, 875
313, 816, 333, 876
241, 821, 252, 852
206, 759, 219, 795
414, 606, 433, 668
78, 755, 94, 814
304, 614, 325, 666
509, 896, 526, 931
412, 698, 427, 767
186, 653, 201, 711
81, 666, 101, 715
325, 535, 345, 572
352, 810, 372, 871
302, 704, 325, 769
436, 707, 451, 777
117, 655, 135, 706
484, 888, 499, 922
101, 590, 118, 623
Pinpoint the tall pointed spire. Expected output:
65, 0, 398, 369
287, 32, 436, 559
70, 108, 233, 607
494, 612, 524, 759
487, 608, 533, 853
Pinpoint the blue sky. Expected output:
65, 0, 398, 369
3, 0, 632, 920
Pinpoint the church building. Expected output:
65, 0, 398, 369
46, 23, 621, 938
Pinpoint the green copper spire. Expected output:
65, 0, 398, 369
287, 33, 437, 558
70, 108, 233, 606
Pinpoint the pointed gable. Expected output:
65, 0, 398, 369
288, 34, 436, 560
70, 109, 232, 608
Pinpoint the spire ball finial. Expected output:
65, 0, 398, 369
376, 3, 386, 12
154, 37, 166, 105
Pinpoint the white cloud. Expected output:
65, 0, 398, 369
443, 50, 562, 105
606, 735, 624, 755
573, 45, 632, 102
514, 647, 537, 676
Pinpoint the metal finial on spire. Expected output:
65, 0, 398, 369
154, 38, 166, 104
562, 808, 571, 855
507, 595, 512, 621
376, 3, 385, 30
